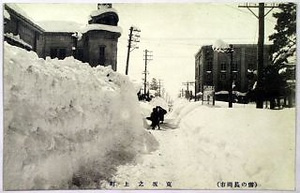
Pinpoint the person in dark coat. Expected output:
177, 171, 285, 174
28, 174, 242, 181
146, 108, 161, 130
156, 106, 167, 123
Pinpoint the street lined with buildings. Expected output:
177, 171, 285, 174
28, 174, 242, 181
2, 2, 297, 191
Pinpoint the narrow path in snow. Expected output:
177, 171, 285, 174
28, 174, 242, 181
101, 105, 296, 190
102, 118, 205, 189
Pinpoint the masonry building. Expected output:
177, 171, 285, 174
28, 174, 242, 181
4, 3, 121, 71
195, 44, 272, 101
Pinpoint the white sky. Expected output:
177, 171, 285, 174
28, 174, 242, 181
14, 2, 278, 99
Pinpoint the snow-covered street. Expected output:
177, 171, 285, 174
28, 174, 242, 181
3, 42, 295, 191
106, 100, 295, 190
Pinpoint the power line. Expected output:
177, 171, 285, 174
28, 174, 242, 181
225, 4, 277, 24
239, 3, 279, 109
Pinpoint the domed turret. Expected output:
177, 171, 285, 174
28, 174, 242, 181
79, 3, 122, 71
88, 3, 119, 26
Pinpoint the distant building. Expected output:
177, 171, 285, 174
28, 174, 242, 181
195, 44, 272, 101
4, 3, 121, 71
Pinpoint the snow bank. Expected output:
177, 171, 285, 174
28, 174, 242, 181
150, 97, 169, 111
175, 101, 295, 189
3, 42, 158, 190
168, 98, 202, 125
95, 100, 295, 190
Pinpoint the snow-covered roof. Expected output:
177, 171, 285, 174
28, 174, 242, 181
36, 20, 122, 35
4, 9, 10, 20
212, 39, 230, 50
88, 8, 118, 20
37, 21, 84, 33
4, 33, 32, 49
80, 23, 122, 34
5, 4, 32, 21
5, 4, 44, 32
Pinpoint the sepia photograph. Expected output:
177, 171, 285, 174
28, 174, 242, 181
1, 1, 298, 192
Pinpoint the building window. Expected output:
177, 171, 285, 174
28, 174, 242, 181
232, 62, 238, 71
207, 60, 213, 71
221, 63, 227, 71
50, 48, 66, 60
99, 46, 106, 65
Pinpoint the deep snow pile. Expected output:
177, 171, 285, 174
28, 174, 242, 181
3, 42, 158, 190
172, 100, 295, 189
110, 99, 295, 190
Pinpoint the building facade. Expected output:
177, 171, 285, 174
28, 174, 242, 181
4, 3, 121, 71
195, 44, 272, 100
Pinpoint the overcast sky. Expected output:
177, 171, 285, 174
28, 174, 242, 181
15, 2, 278, 99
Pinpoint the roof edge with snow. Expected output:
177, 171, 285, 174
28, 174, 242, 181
88, 8, 118, 20
5, 4, 44, 33
80, 24, 122, 35
36, 20, 84, 33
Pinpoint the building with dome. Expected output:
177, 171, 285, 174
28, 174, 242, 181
4, 3, 122, 71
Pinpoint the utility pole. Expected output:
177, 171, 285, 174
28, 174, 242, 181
238, 3, 278, 108
125, 26, 141, 75
257, 3, 265, 108
143, 49, 153, 96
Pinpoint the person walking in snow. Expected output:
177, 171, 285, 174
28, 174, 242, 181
156, 106, 167, 123
148, 108, 161, 130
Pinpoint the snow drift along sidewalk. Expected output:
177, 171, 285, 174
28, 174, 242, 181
3, 42, 158, 190
110, 99, 295, 190
175, 101, 295, 190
